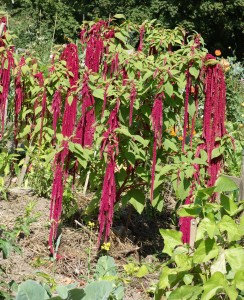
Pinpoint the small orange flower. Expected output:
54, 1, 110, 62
190, 86, 195, 94
170, 130, 176, 136
178, 136, 183, 141
214, 49, 221, 57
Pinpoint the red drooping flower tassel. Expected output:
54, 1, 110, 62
98, 148, 117, 244
75, 72, 95, 147
179, 55, 227, 244
0, 38, 14, 138
49, 44, 79, 256
203, 54, 226, 188
98, 101, 120, 245
150, 92, 164, 201
137, 25, 145, 52
14, 56, 25, 144
61, 44, 79, 137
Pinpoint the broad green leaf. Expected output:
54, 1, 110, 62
168, 285, 202, 300
136, 265, 149, 278
225, 247, 244, 273
164, 139, 178, 152
159, 165, 174, 176
189, 66, 200, 79
113, 14, 126, 19
175, 253, 193, 271
159, 229, 183, 256
56, 285, 68, 299
193, 238, 219, 264
220, 194, 238, 216
210, 248, 226, 275
202, 272, 225, 300
214, 176, 238, 193
16, 280, 48, 300
142, 70, 153, 81
234, 270, 244, 290
115, 32, 126, 43
158, 266, 172, 289
183, 274, 194, 285
164, 81, 174, 97
83, 281, 114, 300
133, 135, 149, 147
211, 146, 224, 159
177, 205, 202, 217
218, 215, 241, 242
129, 189, 145, 214
93, 88, 104, 100
196, 218, 218, 240
95, 256, 117, 278
188, 101, 196, 117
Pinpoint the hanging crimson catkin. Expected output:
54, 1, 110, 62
179, 55, 227, 243
0, 18, 14, 138
202, 54, 226, 188
14, 56, 25, 144
49, 44, 79, 255
138, 25, 145, 51
98, 101, 120, 245
75, 72, 95, 147
150, 92, 164, 201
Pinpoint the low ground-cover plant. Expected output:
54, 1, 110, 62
14, 256, 124, 300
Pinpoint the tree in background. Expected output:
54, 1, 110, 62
2, 0, 244, 59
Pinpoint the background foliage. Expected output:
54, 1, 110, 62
2, 0, 244, 59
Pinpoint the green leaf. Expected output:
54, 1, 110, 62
175, 253, 193, 271
164, 139, 178, 152
220, 194, 238, 216
189, 66, 200, 79
196, 217, 218, 240
168, 285, 202, 300
159, 229, 183, 256
211, 146, 224, 159
214, 176, 238, 193
158, 266, 172, 289
56, 285, 68, 299
67, 95, 73, 105
177, 205, 202, 217
234, 270, 244, 290
95, 256, 117, 279
16, 280, 47, 300
210, 248, 226, 275
129, 189, 145, 214
225, 247, 244, 273
133, 135, 149, 147
202, 272, 225, 300
83, 281, 114, 300
218, 215, 241, 242
113, 14, 126, 19
115, 32, 126, 43
193, 238, 219, 264
159, 164, 174, 176
164, 81, 174, 97
136, 265, 149, 278
93, 88, 104, 100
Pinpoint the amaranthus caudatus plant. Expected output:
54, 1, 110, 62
1, 16, 231, 253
